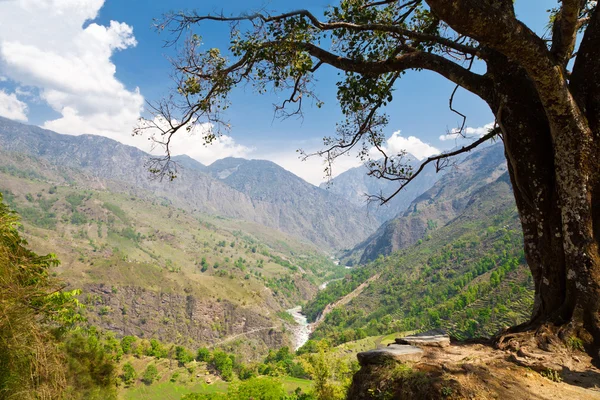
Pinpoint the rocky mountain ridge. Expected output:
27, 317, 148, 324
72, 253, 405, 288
343, 143, 509, 264
0, 117, 377, 250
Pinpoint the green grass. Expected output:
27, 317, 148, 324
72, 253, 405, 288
122, 381, 229, 400
280, 376, 313, 393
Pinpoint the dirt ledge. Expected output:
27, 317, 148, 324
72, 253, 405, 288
347, 342, 600, 399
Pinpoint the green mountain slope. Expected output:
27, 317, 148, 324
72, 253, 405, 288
306, 162, 533, 346
0, 150, 343, 358
343, 143, 508, 265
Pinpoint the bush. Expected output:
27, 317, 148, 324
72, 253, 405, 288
175, 345, 194, 365
211, 351, 233, 381
121, 336, 136, 354
196, 347, 211, 362
122, 362, 136, 385
142, 364, 158, 385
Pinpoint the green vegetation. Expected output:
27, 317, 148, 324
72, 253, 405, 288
0, 193, 118, 399
142, 364, 159, 384
0, 160, 343, 360
306, 205, 533, 346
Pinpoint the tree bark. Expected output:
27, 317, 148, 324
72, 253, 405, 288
481, 43, 600, 361
485, 55, 569, 325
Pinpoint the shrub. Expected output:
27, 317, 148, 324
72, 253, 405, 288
142, 364, 158, 385
122, 362, 136, 385
196, 347, 211, 362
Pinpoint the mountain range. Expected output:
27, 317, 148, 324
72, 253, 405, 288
344, 143, 508, 264
0, 117, 381, 250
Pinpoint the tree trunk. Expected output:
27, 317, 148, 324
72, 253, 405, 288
485, 52, 600, 360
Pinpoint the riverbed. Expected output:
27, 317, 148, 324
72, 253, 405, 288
286, 306, 311, 350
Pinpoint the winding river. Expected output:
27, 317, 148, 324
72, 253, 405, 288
286, 306, 311, 350
287, 277, 342, 350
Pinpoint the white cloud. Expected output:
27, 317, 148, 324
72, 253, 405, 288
264, 151, 362, 186
377, 131, 440, 160
256, 130, 439, 185
0, 90, 28, 121
171, 131, 252, 166
0, 0, 143, 141
439, 122, 494, 141
138, 116, 253, 166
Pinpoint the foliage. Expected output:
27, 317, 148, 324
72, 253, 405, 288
0, 192, 86, 399
196, 347, 211, 362
142, 364, 159, 385
175, 345, 195, 365
62, 328, 118, 399
211, 351, 234, 381
182, 376, 310, 400
306, 211, 533, 346
122, 362, 137, 385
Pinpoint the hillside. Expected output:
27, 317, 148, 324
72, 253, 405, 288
0, 117, 377, 250
343, 143, 508, 264
0, 150, 346, 358
206, 157, 379, 249
305, 164, 533, 345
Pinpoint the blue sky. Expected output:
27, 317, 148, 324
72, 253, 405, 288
0, 0, 557, 184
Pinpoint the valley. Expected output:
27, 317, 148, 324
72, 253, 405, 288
1, 118, 598, 400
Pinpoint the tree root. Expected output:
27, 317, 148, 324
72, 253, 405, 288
494, 322, 591, 372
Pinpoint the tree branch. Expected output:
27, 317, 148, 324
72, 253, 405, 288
163, 8, 482, 57
296, 42, 491, 98
551, 0, 587, 65
369, 127, 500, 205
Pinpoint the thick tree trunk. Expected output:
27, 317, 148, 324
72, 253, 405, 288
423, 5, 600, 360
486, 53, 600, 360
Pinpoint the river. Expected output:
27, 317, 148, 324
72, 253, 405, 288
287, 277, 342, 350
286, 306, 311, 350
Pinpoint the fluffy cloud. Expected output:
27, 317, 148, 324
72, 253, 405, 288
139, 117, 253, 166
170, 131, 252, 166
439, 122, 495, 141
264, 151, 363, 186
377, 131, 440, 160
0, 90, 28, 121
0, 0, 143, 141
259, 130, 440, 185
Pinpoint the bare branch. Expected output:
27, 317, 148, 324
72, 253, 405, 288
368, 127, 500, 205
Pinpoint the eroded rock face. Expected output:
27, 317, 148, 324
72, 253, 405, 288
357, 344, 424, 366
83, 284, 289, 355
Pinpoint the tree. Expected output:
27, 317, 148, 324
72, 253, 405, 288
122, 362, 137, 385
211, 351, 234, 381
175, 345, 194, 365
0, 193, 85, 398
196, 347, 211, 362
145, 1, 600, 360
142, 364, 158, 385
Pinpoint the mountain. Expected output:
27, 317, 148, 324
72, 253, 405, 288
0, 117, 377, 250
343, 143, 508, 264
306, 160, 532, 344
206, 157, 380, 249
321, 153, 441, 222
0, 143, 348, 358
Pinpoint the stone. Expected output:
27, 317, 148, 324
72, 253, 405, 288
395, 330, 450, 348
357, 344, 424, 366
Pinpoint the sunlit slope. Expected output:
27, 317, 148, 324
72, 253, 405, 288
0, 152, 343, 356
306, 172, 533, 345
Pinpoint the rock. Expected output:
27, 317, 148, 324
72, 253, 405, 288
357, 344, 424, 366
395, 330, 450, 347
